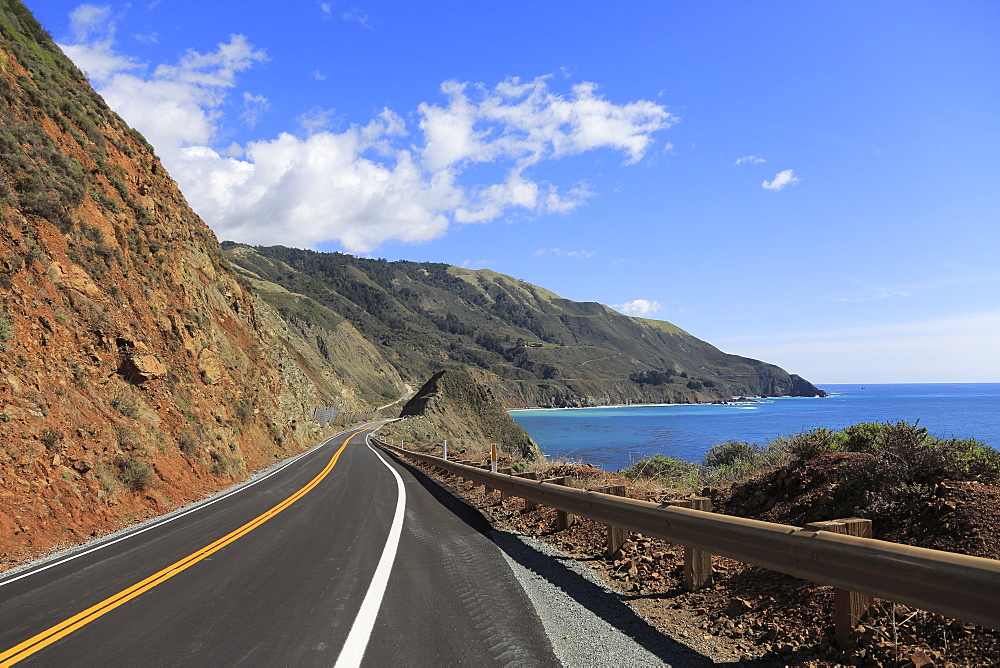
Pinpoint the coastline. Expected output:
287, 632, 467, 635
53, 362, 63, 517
509, 384, 1000, 470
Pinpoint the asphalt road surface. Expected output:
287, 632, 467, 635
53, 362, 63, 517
0, 427, 560, 666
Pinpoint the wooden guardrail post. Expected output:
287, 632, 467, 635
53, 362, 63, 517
601, 484, 628, 557
668, 497, 714, 590
805, 518, 875, 645
515, 472, 539, 509
498, 467, 513, 501
548, 477, 575, 529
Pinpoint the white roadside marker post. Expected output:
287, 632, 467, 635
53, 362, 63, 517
443, 439, 448, 461
491, 443, 498, 473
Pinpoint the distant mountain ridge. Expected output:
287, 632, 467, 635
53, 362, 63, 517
223, 244, 826, 407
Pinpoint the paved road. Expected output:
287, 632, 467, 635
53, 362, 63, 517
0, 427, 558, 666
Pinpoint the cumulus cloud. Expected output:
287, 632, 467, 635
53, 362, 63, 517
613, 299, 662, 317
735, 155, 765, 165
419, 78, 675, 171
64, 32, 267, 152
762, 169, 799, 191
59, 17, 673, 253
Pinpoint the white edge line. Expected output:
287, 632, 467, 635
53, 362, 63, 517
0, 429, 357, 589
335, 436, 407, 668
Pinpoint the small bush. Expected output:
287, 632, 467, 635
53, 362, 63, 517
703, 441, 764, 469
772, 427, 842, 461
41, 428, 62, 451
114, 455, 154, 491
842, 421, 1000, 484
619, 454, 699, 487
235, 398, 253, 424
177, 429, 199, 458
0, 310, 12, 351
110, 393, 138, 418
115, 425, 139, 451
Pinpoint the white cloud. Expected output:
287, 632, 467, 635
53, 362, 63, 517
535, 248, 595, 258
613, 299, 662, 317
69, 4, 112, 43
419, 78, 675, 172
762, 169, 799, 191
63, 33, 267, 153
312, 70, 327, 81
59, 17, 673, 253
241, 92, 269, 128
735, 155, 765, 166
297, 107, 337, 135
318, 2, 332, 18
342, 9, 372, 29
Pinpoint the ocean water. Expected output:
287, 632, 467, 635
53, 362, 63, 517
510, 383, 1000, 472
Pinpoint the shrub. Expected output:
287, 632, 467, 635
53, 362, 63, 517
177, 429, 199, 458
110, 392, 139, 417
114, 455, 154, 491
772, 427, 843, 461
235, 398, 253, 424
41, 428, 61, 451
703, 441, 763, 469
619, 454, 699, 487
842, 421, 1000, 484
114, 425, 139, 451
0, 310, 11, 351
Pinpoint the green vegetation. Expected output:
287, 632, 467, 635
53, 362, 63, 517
223, 243, 826, 406
177, 429, 199, 458
114, 455, 154, 492
621, 421, 1000, 493
619, 453, 700, 488
0, 309, 11, 351
110, 392, 139, 418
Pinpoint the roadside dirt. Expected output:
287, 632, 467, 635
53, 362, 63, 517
405, 454, 1000, 667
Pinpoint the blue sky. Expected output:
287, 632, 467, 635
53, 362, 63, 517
31, 1, 1000, 384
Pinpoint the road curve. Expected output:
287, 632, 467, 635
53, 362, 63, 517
0, 427, 558, 666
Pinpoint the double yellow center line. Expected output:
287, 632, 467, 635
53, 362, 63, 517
0, 431, 360, 666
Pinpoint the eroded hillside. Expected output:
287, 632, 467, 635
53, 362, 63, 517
0, 0, 403, 563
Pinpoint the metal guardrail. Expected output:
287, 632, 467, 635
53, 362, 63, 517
375, 438, 1000, 632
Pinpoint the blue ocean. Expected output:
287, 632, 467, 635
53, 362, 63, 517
510, 384, 1000, 472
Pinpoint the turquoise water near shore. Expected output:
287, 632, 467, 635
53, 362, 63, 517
510, 383, 1000, 472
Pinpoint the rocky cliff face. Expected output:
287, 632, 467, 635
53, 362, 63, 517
0, 1, 400, 564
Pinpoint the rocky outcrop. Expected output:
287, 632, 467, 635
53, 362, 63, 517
386, 369, 543, 461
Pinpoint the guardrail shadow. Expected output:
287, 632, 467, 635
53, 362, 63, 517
389, 453, 718, 667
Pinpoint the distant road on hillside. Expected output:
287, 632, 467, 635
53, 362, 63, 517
0, 427, 558, 666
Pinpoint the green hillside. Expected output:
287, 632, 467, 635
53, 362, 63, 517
223, 244, 825, 407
